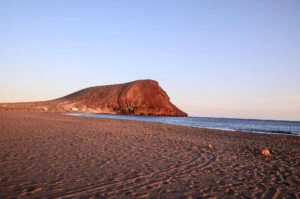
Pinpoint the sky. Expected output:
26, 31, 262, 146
1, 0, 300, 121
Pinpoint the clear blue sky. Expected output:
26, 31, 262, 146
1, 0, 299, 120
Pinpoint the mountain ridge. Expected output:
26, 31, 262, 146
0, 79, 188, 117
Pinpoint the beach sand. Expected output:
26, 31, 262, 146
0, 111, 299, 198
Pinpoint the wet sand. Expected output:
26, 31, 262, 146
0, 111, 299, 198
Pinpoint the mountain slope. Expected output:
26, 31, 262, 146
0, 80, 188, 117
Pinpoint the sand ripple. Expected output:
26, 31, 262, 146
0, 111, 299, 198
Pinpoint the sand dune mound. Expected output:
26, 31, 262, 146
0, 80, 187, 117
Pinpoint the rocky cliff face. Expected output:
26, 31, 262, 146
0, 80, 188, 117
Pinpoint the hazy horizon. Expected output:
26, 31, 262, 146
1, 1, 299, 121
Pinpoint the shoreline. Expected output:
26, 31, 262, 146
67, 112, 300, 136
1, 110, 299, 198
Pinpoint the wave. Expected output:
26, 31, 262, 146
66, 113, 300, 136
236, 128, 298, 136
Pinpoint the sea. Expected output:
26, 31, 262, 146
68, 113, 300, 136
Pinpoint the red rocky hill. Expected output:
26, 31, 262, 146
0, 80, 187, 117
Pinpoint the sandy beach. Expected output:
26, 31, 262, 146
0, 111, 299, 198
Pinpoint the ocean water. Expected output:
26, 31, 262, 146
68, 113, 300, 136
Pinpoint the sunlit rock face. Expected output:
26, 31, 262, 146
1, 79, 187, 117
59, 79, 188, 117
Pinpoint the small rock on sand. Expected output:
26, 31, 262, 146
261, 149, 270, 156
